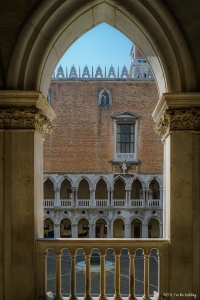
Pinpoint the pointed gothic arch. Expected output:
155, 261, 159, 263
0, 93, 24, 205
6, 1, 197, 99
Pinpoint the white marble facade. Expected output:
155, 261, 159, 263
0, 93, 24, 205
43, 172, 163, 239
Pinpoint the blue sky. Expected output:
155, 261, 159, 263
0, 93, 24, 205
55, 23, 133, 75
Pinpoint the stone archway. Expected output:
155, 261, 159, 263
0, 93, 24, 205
7, 1, 197, 98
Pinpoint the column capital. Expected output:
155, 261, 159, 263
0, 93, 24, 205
152, 93, 200, 139
0, 91, 56, 135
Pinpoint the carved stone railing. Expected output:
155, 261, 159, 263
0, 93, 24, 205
148, 199, 160, 207
113, 199, 125, 207
36, 238, 170, 300
78, 199, 90, 207
60, 199, 72, 207
43, 199, 54, 207
130, 199, 144, 207
96, 199, 108, 207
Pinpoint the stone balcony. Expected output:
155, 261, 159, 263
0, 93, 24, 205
36, 238, 169, 300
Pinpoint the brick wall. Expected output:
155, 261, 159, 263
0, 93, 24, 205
44, 80, 163, 173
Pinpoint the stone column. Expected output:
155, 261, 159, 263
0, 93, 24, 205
143, 250, 151, 300
84, 253, 92, 300
114, 252, 122, 300
124, 224, 130, 238
126, 189, 131, 206
55, 251, 63, 300
99, 252, 107, 300
89, 224, 95, 238
110, 189, 114, 207
153, 93, 200, 298
90, 188, 95, 207
72, 224, 78, 238
69, 252, 78, 300
159, 222, 163, 238
159, 188, 163, 207
107, 188, 111, 206
128, 252, 136, 300
107, 222, 112, 238
144, 189, 148, 207
0, 91, 55, 300
54, 223, 61, 238
142, 223, 148, 238
72, 188, 76, 207
54, 187, 61, 207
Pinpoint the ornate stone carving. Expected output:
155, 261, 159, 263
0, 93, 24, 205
154, 108, 200, 136
0, 106, 52, 135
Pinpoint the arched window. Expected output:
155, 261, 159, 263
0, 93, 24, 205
98, 88, 112, 106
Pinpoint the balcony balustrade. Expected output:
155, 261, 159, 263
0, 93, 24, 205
43, 198, 162, 208
130, 199, 143, 207
60, 199, 72, 207
36, 238, 169, 300
96, 199, 108, 207
148, 199, 160, 207
113, 199, 125, 207
78, 199, 90, 207
43, 199, 54, 207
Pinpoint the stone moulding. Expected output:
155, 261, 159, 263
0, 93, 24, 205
154, 108, 200, 136
0, 106, 53, 135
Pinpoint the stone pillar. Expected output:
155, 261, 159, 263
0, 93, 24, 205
54, 223, 60, 238
128, 252, 136, 300
55, 251, 63, 300
114, 252, 122, 300
144, 189, 148, 207
72, 188, 76, 207
72, 224, 78, 238
159, 188, 163, 207
153, 93, 200, 298
143, 249, 151, 300
142, 223, 148, 238
69, 252, 78, 300
99, 253, 107, 300
54, 187, 61, 207
107, 222, 112, 238
126, 189, 131, 207
84, 253, 92, 300
124, 224, 130, 238
110, 189, 113, 207
159, 222, 163, 238
73, 188, 78, 207
90, 188, 95, 207
107, 188, 111, 206
0, 91, 55, 300
89, 224, 95, 238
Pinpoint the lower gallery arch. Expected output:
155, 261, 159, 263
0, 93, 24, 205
113, 218, 125, 238
148, 218, 160, 238
60, 218, 72, 238
44, 218, 54, 238
78, 218, 89, 238
131, 218, 142, 238
95, 218, 107, 238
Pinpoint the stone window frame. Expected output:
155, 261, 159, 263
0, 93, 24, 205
98, 88, 112, 106
112, 111, 139, 162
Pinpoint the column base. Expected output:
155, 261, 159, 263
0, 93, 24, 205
69, 295, 78, 300
113, 294, 123, 300
128, 295, 136, 300
84, 295, 93, 300
54, 295, 63, 300
98, 295, 107, 300
142, 295, 151, 300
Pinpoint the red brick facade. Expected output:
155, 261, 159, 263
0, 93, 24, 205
43, 80, 163, 173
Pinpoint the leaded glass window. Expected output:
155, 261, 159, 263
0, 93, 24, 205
117, 124, 135, 153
